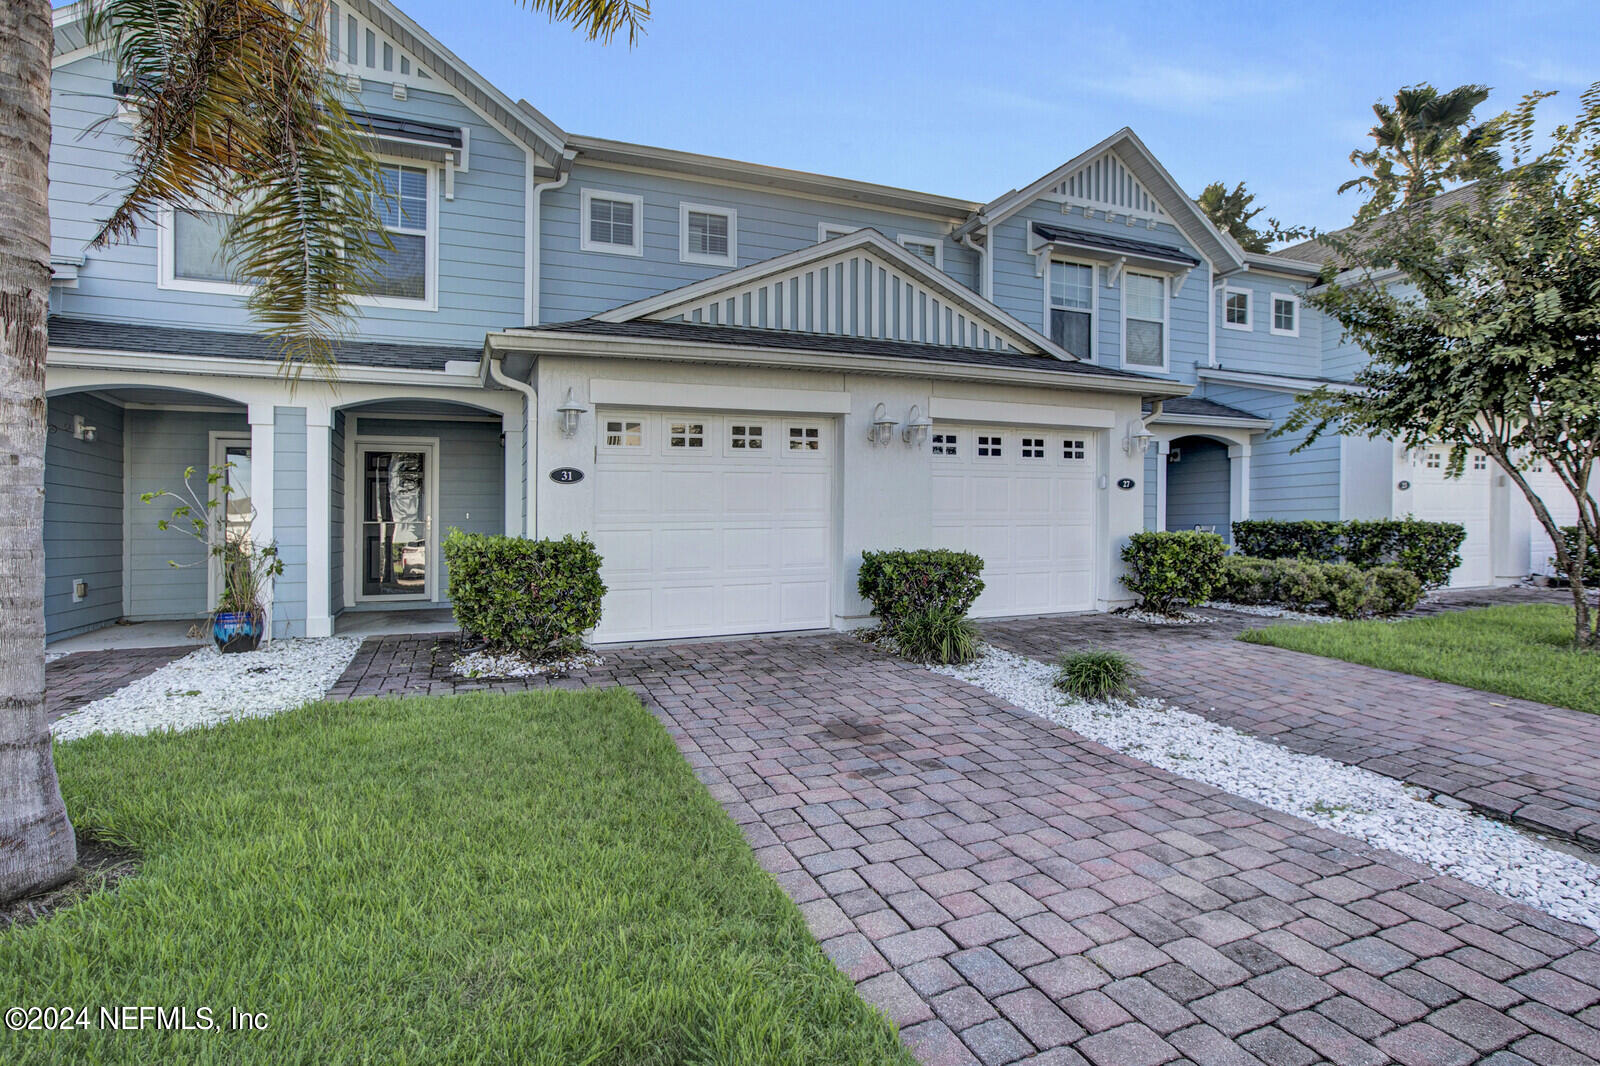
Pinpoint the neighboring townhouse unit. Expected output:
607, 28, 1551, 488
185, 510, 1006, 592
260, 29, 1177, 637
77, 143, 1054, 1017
40, 0, 1550, 647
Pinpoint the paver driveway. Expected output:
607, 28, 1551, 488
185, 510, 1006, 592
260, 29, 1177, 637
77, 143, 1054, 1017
333, 631, 1600, 1065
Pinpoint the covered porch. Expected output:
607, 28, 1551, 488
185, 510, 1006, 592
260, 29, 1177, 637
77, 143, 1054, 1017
1146, 398, 1273, 544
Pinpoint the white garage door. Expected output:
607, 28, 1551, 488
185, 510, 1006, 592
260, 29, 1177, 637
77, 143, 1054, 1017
591, 410, 833, 642
1411, 447, 1492, 588
1527, 464, 1590, 577
931, 425, 1097, 617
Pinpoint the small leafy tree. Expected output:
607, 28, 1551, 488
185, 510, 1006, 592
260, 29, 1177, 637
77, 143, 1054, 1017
1340, 82, 1505, 220
1195, 180, 1308, 253
1289, 85, 1600, 646
141, 463, 283, 619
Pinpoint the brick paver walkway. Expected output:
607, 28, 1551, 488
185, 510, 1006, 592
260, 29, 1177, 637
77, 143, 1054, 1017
45, 643, 197, 724
981, 590, 1600, 849
331, 631, 1600, 1065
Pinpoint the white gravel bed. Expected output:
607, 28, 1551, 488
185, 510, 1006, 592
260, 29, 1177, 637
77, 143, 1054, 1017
935, 647, 1600, 932
1116, 607, 1211, 626
1203, 601, 1337, 623
53, 637, 361, 741
452, 649, 602, 679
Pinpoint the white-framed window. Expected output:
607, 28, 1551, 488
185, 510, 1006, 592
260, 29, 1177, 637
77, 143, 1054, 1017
1473, 453, 1488, 471
931, 431, 958, 457
897, 234, 943, 270
977, 434, 1003, 458
1222, 287, 1252, 330
1425, 451, 1442, 469
1123, 271, 1168, 370
358, 160, 436, 309
787, 424, 822, 452
1048, 260, 1095, 359
667, 421, 705, 449
818, 222, 857, 242
581, 188, 644, 256
158, 206, 250, 296
1021, 437, 1045, 459
1062, 439, 1086, 460
1270, 293, 1300, 337
728, 422, 766, 452
601, 417, 644, 450
680, 202, 737, 266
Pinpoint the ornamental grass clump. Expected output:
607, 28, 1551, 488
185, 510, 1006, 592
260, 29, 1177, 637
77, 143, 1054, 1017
1054, 650, 1138, 702
894, 605, 981, 665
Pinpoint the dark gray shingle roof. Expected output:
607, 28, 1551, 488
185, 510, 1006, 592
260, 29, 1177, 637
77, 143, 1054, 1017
1152, 396, 1270, 422
526, 318, 1170, 383
1032, 223, 1201, 267
48, 317, 479, 371
1273, 183, 1484, 269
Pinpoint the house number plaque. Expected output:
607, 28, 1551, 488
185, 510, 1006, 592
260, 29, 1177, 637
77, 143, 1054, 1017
549, 467, 585, 484
1116, 478, 1136, 490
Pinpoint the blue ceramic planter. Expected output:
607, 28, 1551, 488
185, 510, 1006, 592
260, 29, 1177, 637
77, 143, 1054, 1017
213, 609, 264, 654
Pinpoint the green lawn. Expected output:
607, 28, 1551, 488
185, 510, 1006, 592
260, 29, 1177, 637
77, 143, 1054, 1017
0, 690, 911, 1065
1241, 603, 1600, 714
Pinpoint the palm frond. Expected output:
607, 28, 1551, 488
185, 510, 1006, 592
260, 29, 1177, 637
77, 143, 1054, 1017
513, 0, 651, 46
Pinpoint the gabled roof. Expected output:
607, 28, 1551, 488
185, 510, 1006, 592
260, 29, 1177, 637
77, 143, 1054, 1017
1273, 183, 1483, 270
956, 128, 1248, 273
594, 228, 1078, 361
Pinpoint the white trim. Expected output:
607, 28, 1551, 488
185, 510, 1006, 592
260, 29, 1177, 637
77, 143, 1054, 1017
1120, 269, 1170, 373
205, 431, 254, 612
48, 347, 482, 389
1042, 257, 1098, 360
157, 206, 251, 298
1269, 292, 1301, 337
928, 397, 1116, 429
579, 187, 645, 257
818, 222, 858, 242
896, 234, 944, 270
1194, 366, 1364, 394
349, 435, 441, 605
1221, 286, 1253, 331
589, 378, 853, 414
352, 158, 440, 312
1150, 411, 1274, 431
678, 201, 738, 267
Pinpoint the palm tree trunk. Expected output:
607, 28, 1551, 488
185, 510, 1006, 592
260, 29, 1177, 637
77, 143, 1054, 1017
0, 0, 77, 902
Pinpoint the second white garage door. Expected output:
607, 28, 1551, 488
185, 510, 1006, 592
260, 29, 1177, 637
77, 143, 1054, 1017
1411, 446, 1492, 588
931, 424, 1098, 617
591, 410, 834, 642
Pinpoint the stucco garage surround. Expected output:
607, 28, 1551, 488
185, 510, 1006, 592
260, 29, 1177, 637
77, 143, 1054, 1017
531, 355, 1149, 637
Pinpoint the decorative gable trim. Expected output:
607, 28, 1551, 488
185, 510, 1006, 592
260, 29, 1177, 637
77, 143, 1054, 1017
328, 2, 440, 93
1048, 151, 1168, 223
593, 229, 1073, 359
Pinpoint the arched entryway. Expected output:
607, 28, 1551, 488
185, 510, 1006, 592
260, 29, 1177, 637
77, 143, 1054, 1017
1164, 434, 1234, 540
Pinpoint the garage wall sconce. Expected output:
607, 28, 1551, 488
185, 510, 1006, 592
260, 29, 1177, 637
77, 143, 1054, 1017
902, 405, 933, 447
1123, 421, 1154, 457
868, 402, 898, 446
556, 388, 588, 438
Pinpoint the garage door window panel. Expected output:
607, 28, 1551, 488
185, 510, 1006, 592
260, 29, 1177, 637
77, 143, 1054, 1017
932, 431, 959, 457
602, 416, 646, 451
669, 421, 706, 449
977, 435, 1003, 459
1062, 439, 1086, 461
727, 422, 766, 455
787, 424, 823, 455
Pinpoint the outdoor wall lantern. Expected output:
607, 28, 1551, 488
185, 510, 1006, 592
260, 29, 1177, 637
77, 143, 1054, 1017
556, 387, 588, 438
868, 402, 898, 446
1123, 421, 1154, 457
902, 404, 933, 447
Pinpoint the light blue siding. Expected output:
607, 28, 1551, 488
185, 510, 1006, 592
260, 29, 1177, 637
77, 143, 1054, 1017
1143, 452, 1158, 530
44, 393, 125, 640
539, 161, 974, 322
125, 408, 249, 620
50, 56, 526, 346
1165, 437, 1231, 540
1214, 273, 1320, 378
273, 407, 308, 637
349, 417, 504, 602
330, 412, 346, 615
1202, 385, 1341, 521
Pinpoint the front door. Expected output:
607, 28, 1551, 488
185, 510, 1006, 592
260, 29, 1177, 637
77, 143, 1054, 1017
357, 442, 435, 601
208, 434, 253, 610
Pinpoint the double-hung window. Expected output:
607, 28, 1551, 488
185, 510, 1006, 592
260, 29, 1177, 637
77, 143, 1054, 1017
1123, 271, 1167, 369
679, 202, 736, 266
582, 189, 644, 256
1270, 293, 1300, 337
1048, 260, 1094, 359
363, 162, 431, 304
166, 208, 245, 291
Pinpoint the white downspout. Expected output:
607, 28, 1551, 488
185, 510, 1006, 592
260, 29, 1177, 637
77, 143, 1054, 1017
488, 355, 538, 537
1209, 275, 1221, 368
958, 223, 992, 302
524, 151, 573, 327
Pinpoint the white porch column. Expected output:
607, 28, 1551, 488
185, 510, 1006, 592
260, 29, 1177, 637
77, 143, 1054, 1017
1154, 439, 1170, 531
502, 414, 525, 537
1228, 442, 1252, 526
304, 404, 333, 638
248, 403, 276, 630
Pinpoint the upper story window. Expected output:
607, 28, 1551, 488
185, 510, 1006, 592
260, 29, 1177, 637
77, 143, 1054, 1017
162, 208, 246, 294
897, 235, 942, 270
1271, 293, 1300, 337
1123, 271, 1167, 370
1048, 260, 1094, 359
581, 188, 644, 256
361, 162, 433, 306
679, 202, 737, 266
1222, 288, 1252, 330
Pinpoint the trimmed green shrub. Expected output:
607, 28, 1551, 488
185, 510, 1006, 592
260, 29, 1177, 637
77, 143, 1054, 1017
443, 531, 606, 657
1054, 650, 1137, 701
858, 549, 985, 628
1554, 526, 1600, 585
1215, 555, 1277, 605
894, 606, 981, 665
1274, 559, 1327, 611
1368, 565, 1424, 615
1121, 530, 1226, 613
1230, 519, 1466, 588
1213, 555, 1423, 617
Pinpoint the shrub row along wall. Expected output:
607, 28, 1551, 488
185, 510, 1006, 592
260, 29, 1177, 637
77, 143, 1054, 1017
1231, 519, 1466, 588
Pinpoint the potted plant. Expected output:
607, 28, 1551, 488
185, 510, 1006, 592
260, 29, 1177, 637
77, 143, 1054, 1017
143, 463, 284, 653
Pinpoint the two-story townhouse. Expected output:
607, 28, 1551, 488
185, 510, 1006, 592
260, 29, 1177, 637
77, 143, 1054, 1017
40, 0, 1534, 651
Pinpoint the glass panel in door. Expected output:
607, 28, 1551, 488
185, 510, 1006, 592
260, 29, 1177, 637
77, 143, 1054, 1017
221, 444, 253, 550
362, 450, 429, 597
